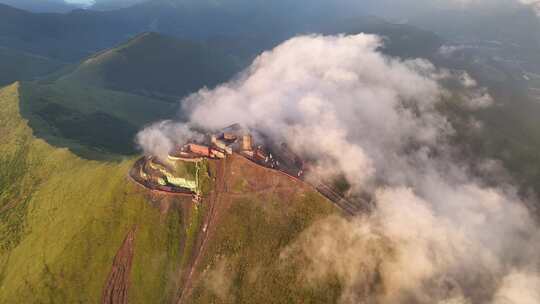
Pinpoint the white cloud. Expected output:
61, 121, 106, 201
135, 120, 203, 161
493, 272, 540, 304
182, 34, 452, 189
283, 183, 539, 303
137, 33, 539, 303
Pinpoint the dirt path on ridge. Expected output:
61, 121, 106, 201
101, 226, 137, 304
176, 158, 228, 304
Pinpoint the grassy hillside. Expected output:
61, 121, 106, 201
184, 155, 340, 303
11, 32, 241, 160
18, 80, 176, 159
0, 82, 342, 303
0, 83, 187, 303
60, 33, 239, 101
190, 192, 341, 303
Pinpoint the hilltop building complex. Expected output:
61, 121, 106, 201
130, 125, 305, 197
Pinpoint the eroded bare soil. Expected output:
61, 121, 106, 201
101, 226, 137, 304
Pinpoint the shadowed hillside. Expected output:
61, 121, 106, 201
60, 33, 239, 100
0, 83, 186, 303
18, 81, 176, 160
14, 33, 240, 160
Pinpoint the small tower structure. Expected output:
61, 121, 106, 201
242, 134, 253, 151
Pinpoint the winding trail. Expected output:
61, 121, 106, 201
102, 226, 137, 304
176, 158, 227, 304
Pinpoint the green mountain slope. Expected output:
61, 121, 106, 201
0, 83, 340, 303
18, 80, 176, 159
0, 83, 185, 303
60, 33, 239, 100
14, 32, 241, 159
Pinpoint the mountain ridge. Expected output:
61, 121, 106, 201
0, 83, 340, 303
60, 32, 239, 100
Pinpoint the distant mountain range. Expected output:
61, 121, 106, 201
0, 0, 538, 176
90, 0, 146, 10
0, 0, 82, 13
0, 1, 444, 88
0, 0, 150, 12
0, 3, 138, 61
0, 4, 442, 56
